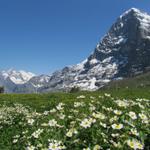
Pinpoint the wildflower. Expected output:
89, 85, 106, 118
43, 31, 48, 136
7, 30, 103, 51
83, 148, 91, 150
93, 145, 101, 150
68, 115, 73, 119
89, 105, 96, 111
48, 140, 66, 150
113, 110, 122, 115
26, 145, 36, 150
127, 139, 144, 149
100, 122, 107, 128
138, 103, 145, 109
41, 123, 48, 127
50, 109, 57, 113
109, 116, 118, 123
43, 111, 49, 115
32, 129, 43, 138
111, 123, 123, 130
92, 112, 105, 119
13, 139, 18, 144
111, 133, 119, 137
74, 102, 85, 107
115, 100, 129, 108
139, 113, 148, 121
89, 118, 96, 123
139, 113, 148, 124
90, 96, 95, 99
37, 143, 43, 148
99, 95, 103, 98
113, 142, 121, 148
66, 128, 78, 137
129, 112, 137, 120
80, 118, 96, 128
48, 119, 58, 127
105, 107, 113, 112
58, 113, 65, 119
27, 118, 35, 125
77, 95, 85, 99
104, 93, 111, 97
56, 103, 65, 111
130, 128, 139, 136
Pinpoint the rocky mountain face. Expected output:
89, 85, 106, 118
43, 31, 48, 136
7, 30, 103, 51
1, 8, 150, 93
38, 8, 150, 92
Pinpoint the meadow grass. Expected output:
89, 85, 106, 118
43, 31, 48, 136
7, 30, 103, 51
0, 88, 149, 150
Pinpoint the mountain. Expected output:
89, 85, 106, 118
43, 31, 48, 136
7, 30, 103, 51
0, 69, 35, 84
38, 8, 150, 92
1, 8, 150, 93
0, 69, 35, 93
14, 75, 51, 93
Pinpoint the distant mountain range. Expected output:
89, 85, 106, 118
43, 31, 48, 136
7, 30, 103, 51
1, 8, 150, 93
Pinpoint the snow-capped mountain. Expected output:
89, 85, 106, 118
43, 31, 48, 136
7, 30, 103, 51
0, 69, 35, 93
1, 8, 150, 93
38, 8, 150, 92
0, 69, 35, 84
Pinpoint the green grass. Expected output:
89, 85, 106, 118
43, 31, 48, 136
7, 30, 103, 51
103, 71, 150, 90
0, 89, 149, 150
0, 88, 150, 110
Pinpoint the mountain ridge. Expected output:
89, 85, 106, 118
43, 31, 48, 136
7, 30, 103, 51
0, 7, 150, 93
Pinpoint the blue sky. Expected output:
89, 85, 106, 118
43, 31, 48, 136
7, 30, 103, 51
0, 0, 150, 74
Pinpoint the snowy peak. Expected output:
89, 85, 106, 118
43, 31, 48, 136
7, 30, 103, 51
0, 69, 35, 84
91, 8, 150, 78
94, 8, 150, 55
119, 8, 150, 34
120, 8, 142, 18
120, 8, 150, 19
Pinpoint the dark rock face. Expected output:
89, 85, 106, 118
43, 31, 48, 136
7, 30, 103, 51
1, 8, 150, 93
89, 8, 150, 77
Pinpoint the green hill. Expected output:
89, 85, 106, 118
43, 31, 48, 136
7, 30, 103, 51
102, 71, 150, 90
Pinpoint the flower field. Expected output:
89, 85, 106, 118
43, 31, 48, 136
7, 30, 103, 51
0, 90, 149, 150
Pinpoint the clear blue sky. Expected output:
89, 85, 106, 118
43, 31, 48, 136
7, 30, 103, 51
0, 0, 149, 74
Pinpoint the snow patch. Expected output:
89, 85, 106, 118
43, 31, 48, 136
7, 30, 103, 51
89, 58, 99, 65
1, 69, 35, 84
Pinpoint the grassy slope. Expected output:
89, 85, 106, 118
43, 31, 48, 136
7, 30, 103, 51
102, 71, 150, 90
0, 88, 150, 111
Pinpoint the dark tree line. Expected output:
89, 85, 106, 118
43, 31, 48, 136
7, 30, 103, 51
70, 86, 80, 93
0, 87, 4, 93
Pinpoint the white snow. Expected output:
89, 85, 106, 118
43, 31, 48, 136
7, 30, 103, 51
146, 36, 150, 40
115, 36, 127, 45
102, 57, 113, 63
1, 69, 35, 84
120, 8, 141, 19
113, 77, 123, 80
39, 76, 50, 83
73, 59, 87, 70
32, 84, 43, 88
119, 7, 150, 33
135, 10, 150, 32
89, 58, 99, 65
88, 77, 97, 90
120, 22, 124, 28
102, 79, 110, 83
